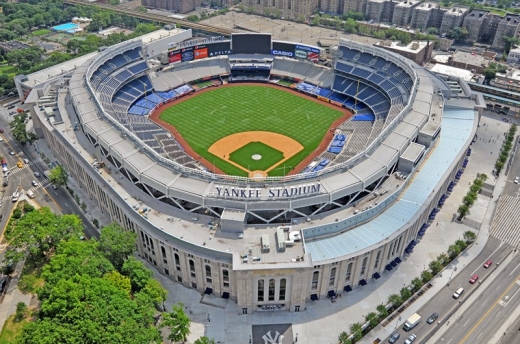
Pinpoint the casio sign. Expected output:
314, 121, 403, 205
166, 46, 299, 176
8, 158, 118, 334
272, 50, 294, 57
295, 50, 307, 59
182, 52, 193, 58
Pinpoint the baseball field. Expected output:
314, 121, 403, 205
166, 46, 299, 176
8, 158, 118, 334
157, 85, 346, 177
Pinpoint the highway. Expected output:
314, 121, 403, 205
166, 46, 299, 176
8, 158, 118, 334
433, 253, 520, 344
63, 0, 235, 36
380, 237, 511, 344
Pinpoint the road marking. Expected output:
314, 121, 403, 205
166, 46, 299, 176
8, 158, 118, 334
477, 332, 483, 339
463, 318, 471, 327
497, 285, 501, 290
460, 274, 520, 344
509, 262, 520, 276
496, 311, 502, 317
472, 242, 504, 275
447, 339, 453, 344
64, 202, 68, 207
498, 300, 507, 307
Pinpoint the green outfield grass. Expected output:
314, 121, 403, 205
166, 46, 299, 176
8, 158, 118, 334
229, 142, 285, 171
159, 85, 343, 176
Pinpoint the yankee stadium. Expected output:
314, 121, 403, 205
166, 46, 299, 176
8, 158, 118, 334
14, 26, 484, 315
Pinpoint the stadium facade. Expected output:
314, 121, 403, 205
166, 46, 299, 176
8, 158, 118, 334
16, 29, 484, 314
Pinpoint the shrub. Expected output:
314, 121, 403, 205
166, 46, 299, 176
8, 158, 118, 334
400, 287, 412, 302
12, 208, 22, 219
421, 270, 433, 283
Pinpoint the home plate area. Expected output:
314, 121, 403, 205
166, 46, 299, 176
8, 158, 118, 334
252, 324, 293, 344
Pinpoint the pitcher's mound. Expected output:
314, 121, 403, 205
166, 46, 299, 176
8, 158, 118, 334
252, 154, 262, 160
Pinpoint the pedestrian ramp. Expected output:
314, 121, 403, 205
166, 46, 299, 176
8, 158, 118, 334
490, 195, 520, 247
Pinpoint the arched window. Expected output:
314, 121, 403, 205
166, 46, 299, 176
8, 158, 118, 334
374, 251, 381, 268
312, 271, 319, 290
279, 278, 286, 301
174, 253, 181, 271
205, 265, 212, 283
268, 279, 276, 301
361, 257, 368, 275
222, 269, 229, 288
189, 260, 195, 277
258, 279, 264, 301
345, 263, 353, 281
329, 267, 337, 286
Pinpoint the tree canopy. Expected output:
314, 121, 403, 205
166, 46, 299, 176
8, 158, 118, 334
99, 222, 137, 270
9, 113, 38, 145
48, 165, 68, 187
161, 304, 191, 342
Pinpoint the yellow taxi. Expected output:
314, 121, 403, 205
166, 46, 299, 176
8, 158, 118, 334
16, 161, 23, 168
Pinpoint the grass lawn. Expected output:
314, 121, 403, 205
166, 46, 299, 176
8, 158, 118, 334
229, 141, 284, 171
277, 80, 294, 87
31, 29, 50, 36
193, 81, 213, 88
0, 314, 29, 344
159, 85, 343, 176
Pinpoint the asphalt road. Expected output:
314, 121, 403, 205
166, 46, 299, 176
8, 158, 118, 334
381, 237, 510, 344
0, 106, 99, 241
434, 253, 520, 344
500, 312, 520, 343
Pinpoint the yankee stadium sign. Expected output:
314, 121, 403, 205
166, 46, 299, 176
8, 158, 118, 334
213, 183, 321, 199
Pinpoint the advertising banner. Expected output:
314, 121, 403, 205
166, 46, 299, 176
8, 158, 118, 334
168, 51, 181, 64
271, 42, 295, 58
207, 42, 232, 57
295, 45, 321, 62
180, 47, 194, 62
194, 46, 208, 60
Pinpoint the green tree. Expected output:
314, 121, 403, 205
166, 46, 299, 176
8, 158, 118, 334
387, 293, 402, 307
109, 0, 120, 4
458, 204, 469, 220
122, 256, 153, 292
99, 222, 137, 271
411, 277, 423, 292
195, 336, 217, 344
349, 322, 363, 342
448, 244, 462, 259
344, 18, 358, 33
339, 331, 352, 344
15, 302, 28, 321
49, 165, 68, 187
447, 26, 469, 43
140, 279, 168, 310
312, 15, 320, 26
365, 311, 379, 329
103, 270, 132, 295
377, 304, 388, 320
161, 303, 191, 342
426, 27, 439, 35
429, 260, 444, 274
504, 36, 519, 54
421, 270, 433, 283
400, 287, 412, 302
463, 230, 476, 243
3, 207, 83, 263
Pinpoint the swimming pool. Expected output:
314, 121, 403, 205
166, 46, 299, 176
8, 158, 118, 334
52, 23, 79, 31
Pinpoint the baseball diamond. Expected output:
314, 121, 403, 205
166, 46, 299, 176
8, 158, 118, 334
153, 84, 347, 177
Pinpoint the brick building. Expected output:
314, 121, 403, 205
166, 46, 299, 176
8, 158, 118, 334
374, 40, 434, 65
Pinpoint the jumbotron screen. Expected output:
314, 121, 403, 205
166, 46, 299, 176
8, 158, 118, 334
231, 34, 271, 54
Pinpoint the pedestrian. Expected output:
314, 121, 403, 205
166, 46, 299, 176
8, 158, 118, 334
436, 222, 439, 226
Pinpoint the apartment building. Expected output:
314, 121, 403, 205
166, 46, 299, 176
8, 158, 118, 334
492, 15, 520, 49
365, 0, 396, 23
392, 0, 420, 27
463, 10, 491, 43
240, 0, 319, 20
343, 0, 368, 14
440, 5, 470, 34
410, 2, 445, 29
375, 40, 434, 65
141, 0, 202, 14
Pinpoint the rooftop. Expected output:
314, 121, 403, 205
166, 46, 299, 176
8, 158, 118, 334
430, 64, 474, 81
451, 51, 491, 67
400, 142, 425, 162
445, 5, 470, 16
375, 40, 430, 53
0, 40, 31, 51
395, 0, 420, 8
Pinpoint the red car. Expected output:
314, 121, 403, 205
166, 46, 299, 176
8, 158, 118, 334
0, 128, 4, 133
469, 274, 479, 284
484, 260, 492, 268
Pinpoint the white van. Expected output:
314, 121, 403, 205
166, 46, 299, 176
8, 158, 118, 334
453, 287, 464, 299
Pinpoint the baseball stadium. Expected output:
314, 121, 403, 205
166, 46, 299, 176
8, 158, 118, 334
16, 27, 483, 325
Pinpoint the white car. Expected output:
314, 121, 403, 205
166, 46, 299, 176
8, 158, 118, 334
404, 334, 417, 344
515, 177, 519, 184
31, 180, 38, 187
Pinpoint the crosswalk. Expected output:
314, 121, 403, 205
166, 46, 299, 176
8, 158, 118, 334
0, 177, 51, 202
490, 195, 520, 247
7, 157, 43, 175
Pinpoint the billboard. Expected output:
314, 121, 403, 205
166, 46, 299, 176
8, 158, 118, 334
180, 47, 194, 62
207, 42, 232, 57
271, 42, 295, 58
194, 45, 208, 60
168, 51, 181, 64
295, 45, 320, 62
232, 33, 271, 54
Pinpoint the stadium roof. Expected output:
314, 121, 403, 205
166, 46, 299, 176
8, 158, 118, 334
304, 107, 476, 262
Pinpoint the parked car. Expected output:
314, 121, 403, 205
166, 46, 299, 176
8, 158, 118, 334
34, 171, 41, 177
426, 312, 439, 324
23, 158, 29, 164
8, 150, 14, 156
484, 260, 492, 268
31, 180, 38, 187
388, 332, 400, 343
469, 274, 479, 284
404, 334, 417, 344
